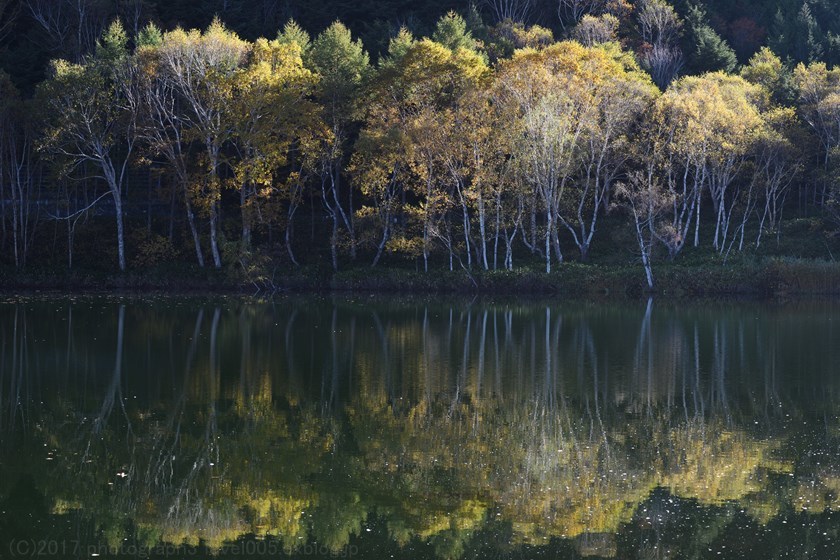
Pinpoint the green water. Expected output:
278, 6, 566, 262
0, 296, 839, 559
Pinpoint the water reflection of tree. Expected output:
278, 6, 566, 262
2, 298, 840, 559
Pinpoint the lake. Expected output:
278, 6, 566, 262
0, 296, 838, 559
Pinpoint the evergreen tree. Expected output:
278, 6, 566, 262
769, 2, 825, 64
682, 4, 737, 74
432, 11, 481, 53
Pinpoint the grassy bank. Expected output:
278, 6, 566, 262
329, 258, 840, 297
2, 257, 840, 298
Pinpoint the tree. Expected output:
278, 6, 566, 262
359, 31, 489, 271
558, 0, 606, 31
634, 102, 698, 260
650, 73, 765, 256
496, 46, 582, 272
352, 111, 409, 268
482, 0, 535, 24
432, 82, 500, 271
38, 20, 139, 271
615, 172, 668, 290
635, 0, 683, 89
559, 43, 658, 262
227, 38, 317, 254
0, 0, 19, 44
401, 38, 489, 272
573, 14, 619, 46
636, 0, 681, 47
157, 19, 249, 268
741, 47, 795, 106
24, 0, 112, 62
352, 29, 415, 268
793, 60, 840, 169
744, 107, 802, 250
769, 2, 825, 65
432, 11, 482, 54
309, 21, 370, 270
0, 70, 40, 269
683, 4, 737, 75
496, 41, 657, 267
276, 19, 311, 56
135, 23, 206, 266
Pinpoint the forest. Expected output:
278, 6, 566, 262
3, 0, 840, 289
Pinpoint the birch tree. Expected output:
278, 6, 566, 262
39, 20, 139, 271
652, 73, 764, 255
793, 61, 840, 204
135, 25, 207, 267
558, 43, 658, 261
227, 38, 316, 254
635, 0, 683, 89
157, 19, 249, 268
496, 46, 583, 272
0, 72, 41, 269
361, 30, 488, 272
352, 29, 415, 268
483, 0, 535, 23
558, 0, 606, 30
615, 172, 668, 290
751, 108, 801, 248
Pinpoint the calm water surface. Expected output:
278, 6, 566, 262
0, 296, 839, 559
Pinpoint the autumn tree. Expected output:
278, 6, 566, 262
358, 18, 489, 271
573, 14, 619, 46
558, 43, 658, 262
484, 19, 554, 62
739, 107, 801, 251
38, 20, 139, 271
648, 73, 765, 256
793, 59, 840, 214
227, 38, 316, 254
352, 29, 415, 268
793, 60, 840, 172
615, 171, 667, 290
134, 23, 208, 266
156, 19, 249, 268
0, 0, 18, 44
635, 0, 683, 89
495, 41, 656, 267
453, 86, 518, 270
496, 46, 582, 272
741, 47, 795, 106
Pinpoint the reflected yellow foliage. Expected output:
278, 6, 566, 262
23, 379, 822, 559
662, 422, 793, 504
793, 472, 840, 513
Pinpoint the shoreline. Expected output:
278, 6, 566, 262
1, 258, 840, 298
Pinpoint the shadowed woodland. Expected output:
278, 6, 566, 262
4, 2, 840, 288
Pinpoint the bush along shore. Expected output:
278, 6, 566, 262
2, 257, 840, 298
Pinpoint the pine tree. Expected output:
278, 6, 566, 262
683, 4, 737, 74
